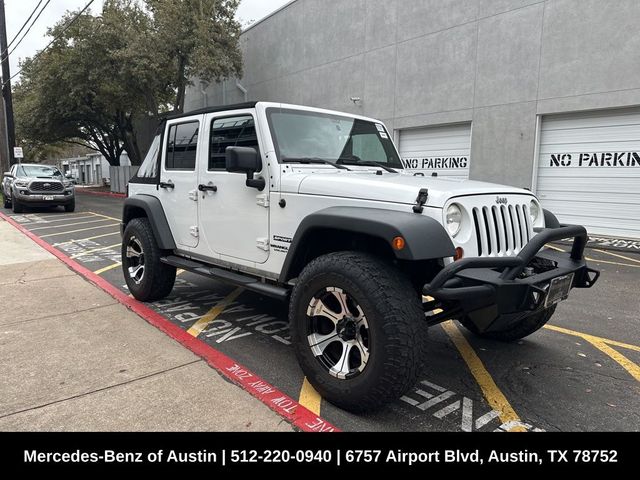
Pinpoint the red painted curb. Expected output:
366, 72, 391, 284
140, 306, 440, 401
76, 189, 127, 199
0, 211, 339, 433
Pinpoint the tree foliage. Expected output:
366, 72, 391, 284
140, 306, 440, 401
14, 0, 243, 165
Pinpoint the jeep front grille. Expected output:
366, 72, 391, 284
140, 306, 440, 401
30, 181, 64, 193
472, 204, 532, 256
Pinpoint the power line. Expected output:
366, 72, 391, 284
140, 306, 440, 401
4, 0, 45, 52
6, 0, 52, 58
1, 0, 96, 88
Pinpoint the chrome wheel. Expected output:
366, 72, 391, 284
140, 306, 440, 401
125, 236, 145, 285
306, 287, 370, 379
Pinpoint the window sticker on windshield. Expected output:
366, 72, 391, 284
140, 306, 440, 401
379, 132, 389, 139
375, 123, 385, 132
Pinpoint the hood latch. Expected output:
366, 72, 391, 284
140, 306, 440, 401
413, 188, 429, 214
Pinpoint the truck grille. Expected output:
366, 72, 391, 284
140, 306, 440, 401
30, 181, 64, 193
471, 204, 532, 256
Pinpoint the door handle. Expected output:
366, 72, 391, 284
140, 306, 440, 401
198, 184, 218, 193
159, 181, 175, 190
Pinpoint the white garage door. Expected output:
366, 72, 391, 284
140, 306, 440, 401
398, 123, 471, 179
537, 109, 640, 239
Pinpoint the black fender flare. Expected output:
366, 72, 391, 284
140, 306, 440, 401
543, 209, 561, 229
279, 206, 455, 282
122, 195, 176, 250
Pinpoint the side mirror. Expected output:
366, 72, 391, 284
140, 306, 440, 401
3, 172, 12, 178
225, 146, 265, 191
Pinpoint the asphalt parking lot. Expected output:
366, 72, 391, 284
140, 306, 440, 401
1, 192, 639, 432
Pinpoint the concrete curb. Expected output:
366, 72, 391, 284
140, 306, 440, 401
76, 189, 127, 199
0, 211, 338, 433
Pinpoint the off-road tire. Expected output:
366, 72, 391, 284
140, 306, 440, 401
64, 199, 76, 212
122, 217, 176, 302
12, 199, 24, 213
460, 305, 557, 342
289, 251, 427, 412
3, 195, 10, 208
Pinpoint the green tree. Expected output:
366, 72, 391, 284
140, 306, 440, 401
14, 0, 243, 165
145, 0, 243, 112
14, 1, 163, 165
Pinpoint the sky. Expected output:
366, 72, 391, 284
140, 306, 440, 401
3, 0, 292, 81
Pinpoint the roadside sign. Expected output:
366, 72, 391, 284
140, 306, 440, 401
13, 147, 24, 159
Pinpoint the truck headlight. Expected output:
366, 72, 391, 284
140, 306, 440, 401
14, 180, 28, 187
529, 200, 540, 223
446, 204, 462, 237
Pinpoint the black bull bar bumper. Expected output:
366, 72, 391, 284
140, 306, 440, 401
423, 225, 600, 333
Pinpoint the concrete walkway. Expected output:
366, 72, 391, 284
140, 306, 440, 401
0, 218, 292, 432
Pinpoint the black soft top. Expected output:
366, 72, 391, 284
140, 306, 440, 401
165, 102, 258, 121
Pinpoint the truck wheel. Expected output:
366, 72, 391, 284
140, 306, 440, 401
12, 199, 24, 213
64, 199, 76, 212
289, 252, 427, 412
460, 305, 557, 342
122, 217, 176, 302
3, 195, 11, 208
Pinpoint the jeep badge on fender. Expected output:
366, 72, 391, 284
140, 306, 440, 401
121, 101, 599, 413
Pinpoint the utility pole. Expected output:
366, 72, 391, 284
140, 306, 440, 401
0, 0, 16, 166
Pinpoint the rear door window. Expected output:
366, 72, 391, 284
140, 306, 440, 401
166, 121, 199, 170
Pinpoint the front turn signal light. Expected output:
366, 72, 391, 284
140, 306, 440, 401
454, 247, 464, 261
392, 236, 406, 251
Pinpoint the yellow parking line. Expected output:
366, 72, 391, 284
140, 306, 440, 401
93, 262, 122, 275
593, 249, 640, 265
543, 324, 640, 353
90, 212, 121, 222
298, 377, 322, 415
186, 288, 244, 337
586, 339, 640, 383
39, 224, 120, 238
71, 243, 122, 259
53, 231, 121, 247
29, 218, 112, 231
441, 321, 525, 431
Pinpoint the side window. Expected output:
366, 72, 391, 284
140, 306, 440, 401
166, 121, 199, 170
351, 134, 388, 163
209, 115, 259, 170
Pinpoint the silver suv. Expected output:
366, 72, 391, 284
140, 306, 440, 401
2, 163, 75, 213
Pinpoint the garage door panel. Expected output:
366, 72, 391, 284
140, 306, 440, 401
399, 123, 471, 179
537, 109, 640, 239
541, 110, 640, 130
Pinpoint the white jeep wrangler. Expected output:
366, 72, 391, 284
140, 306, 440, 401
122, 102, 599, 412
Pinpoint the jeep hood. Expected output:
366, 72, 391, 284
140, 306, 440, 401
290, 171, 534, 208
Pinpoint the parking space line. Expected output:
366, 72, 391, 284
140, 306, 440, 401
441, 321, 525, 432
53, 231, 121, 247
28, 218, 112, 231
298, 377, 322, 415
71, 243, 122, 259
89, 212, 121, 222
186, 288, 244, 337
586, 339, 640, 382
593, 248, 640, 265
11, 212, 91, 220
544, 324, 640, 353
25, 215, 97, 224
39, 224, 120, 238
547, 244, 640, 268
93, 263, 122, 275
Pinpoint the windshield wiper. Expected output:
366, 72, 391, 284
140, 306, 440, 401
282, 157, 350, 170
338, 159, 398, 173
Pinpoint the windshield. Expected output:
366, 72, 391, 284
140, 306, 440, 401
17, 165, 62, 178
266, 108, 403, 169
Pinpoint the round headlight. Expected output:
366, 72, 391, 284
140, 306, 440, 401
529, 200, 540, 223
446, 204, 462, 237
